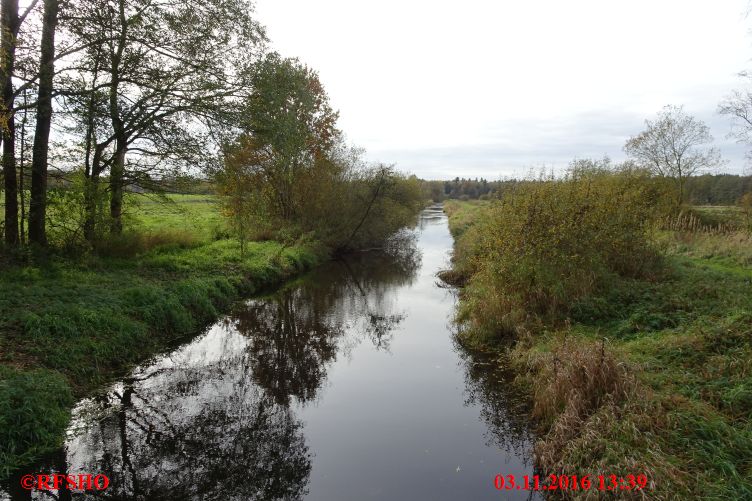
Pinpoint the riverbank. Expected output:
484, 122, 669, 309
444, 199, 752, 499
0, 237, 326, 478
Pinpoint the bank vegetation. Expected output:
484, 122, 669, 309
446, 157, 752, 499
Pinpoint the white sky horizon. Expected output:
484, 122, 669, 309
255, 0, 752, 179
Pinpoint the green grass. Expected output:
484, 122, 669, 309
443, 199, 488, 238
694, 205, 746, 227
445, 200, 752, 499
569, 256, 752, 499
0, 195, 326, 479
125, 193, 227, 241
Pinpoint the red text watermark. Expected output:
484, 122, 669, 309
494, 473, 649, 492
20, 474, 109, 492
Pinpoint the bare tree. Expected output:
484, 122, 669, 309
719, 73, 752, 172
624, 105, 721, 206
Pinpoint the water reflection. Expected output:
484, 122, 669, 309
458, 348, 535, 457
233, 238, 420, 407
63, 332, 312, 500
2, 207, 537, 501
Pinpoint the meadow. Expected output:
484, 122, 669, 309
126, 193, 226, 239
445, 196, 752, 500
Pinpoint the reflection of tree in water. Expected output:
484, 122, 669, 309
232, 291, 344, 406
455, 342, 536, 463
231, 232, 421, 404
59, 343, 313, 500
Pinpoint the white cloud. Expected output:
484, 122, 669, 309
255, 0, 752, 177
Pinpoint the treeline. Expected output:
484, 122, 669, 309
684, 174, 752, 205
423, 178, 502, 201
0, 0, 422, 253
424, 174, 752, 205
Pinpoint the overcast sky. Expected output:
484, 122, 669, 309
255, 0, 752, 179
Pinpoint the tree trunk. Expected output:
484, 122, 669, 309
18, 85, 29, 243
28, 0, 59, 246
83, 64, 101, 242
18, 114, 25, 243
106, 0, 127, 234
83, 172, 99, 241
109, 144, 125, 233
1, 0, 20, 246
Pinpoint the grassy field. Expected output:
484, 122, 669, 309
444, 199, 752, 500
0, 194, 326, 478
443, 199, 488, 238
126, 193, 226, 240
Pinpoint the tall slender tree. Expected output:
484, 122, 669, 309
1, 0, 20, 245
28, 0, 59, 245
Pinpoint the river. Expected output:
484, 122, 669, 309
2, 205, 538, 500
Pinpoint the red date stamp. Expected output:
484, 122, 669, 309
494, 473, 649, 492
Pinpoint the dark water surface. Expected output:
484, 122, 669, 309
2, 206, 538, 500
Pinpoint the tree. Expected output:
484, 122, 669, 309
28, 0, 58, 245
719, 73, 752, 169
1, 0, 21, 245
1, 0, 41, 246
61, 0, 265, 237
238, 53, 340, 221
624, 105, 721, 206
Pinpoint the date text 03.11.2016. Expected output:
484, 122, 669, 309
494, 474, 649, 492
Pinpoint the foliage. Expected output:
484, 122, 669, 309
425, 174, 752, 205
684, 174, 752, 205
57, 0, 266, 235
0, 367, 73, 477
217, 55, 423, 252
453, 163, 669, 343
423, 177, 497, 201
443, 199, 488, 238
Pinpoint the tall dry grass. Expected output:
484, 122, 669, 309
511, 334, 688, 500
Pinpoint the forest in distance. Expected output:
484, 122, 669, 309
1, 0, 752, 500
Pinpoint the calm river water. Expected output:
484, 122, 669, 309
2, 205, 539, 500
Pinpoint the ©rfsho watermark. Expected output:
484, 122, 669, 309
20, 473, 109, 492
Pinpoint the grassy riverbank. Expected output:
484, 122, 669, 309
0, 195, 326, 478
445, 199, 752, 499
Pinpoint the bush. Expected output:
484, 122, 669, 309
455, 163, 669, 342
